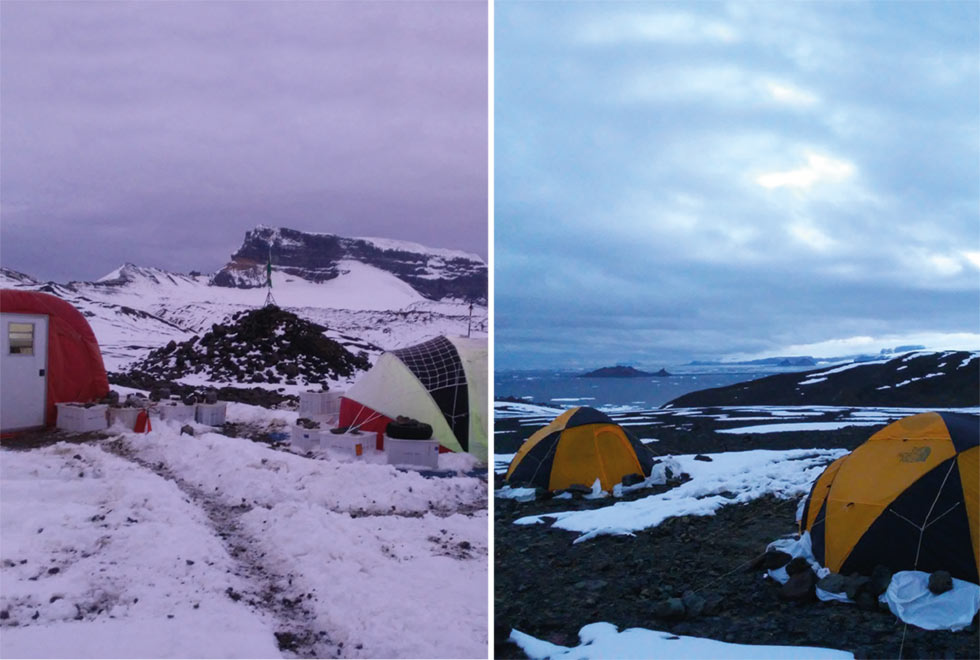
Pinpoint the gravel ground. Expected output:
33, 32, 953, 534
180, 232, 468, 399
494, 407, 980, 659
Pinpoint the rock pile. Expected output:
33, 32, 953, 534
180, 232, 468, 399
121, 306, 373, 387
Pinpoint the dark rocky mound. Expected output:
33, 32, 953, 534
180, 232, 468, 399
580, 366, 669, 378
666, 351, 979, 408
119, 306, 373, 387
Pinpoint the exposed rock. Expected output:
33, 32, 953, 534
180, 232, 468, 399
681, 590, 706, 618
928, 570, 953, 595
780, 569, 816, 602
762, 550, 793, 570
785, 557, 812, 576
621, 473, 645, 487
693, 454, 713, 462
817, 573, 847, 594
212, 226, 487, 304
119, 306, 372, 389
651, 597, 686, 619
869, 565, 892, 597
844, 574, 871, 601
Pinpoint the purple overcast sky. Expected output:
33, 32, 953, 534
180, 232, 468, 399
1, 1, 487, 282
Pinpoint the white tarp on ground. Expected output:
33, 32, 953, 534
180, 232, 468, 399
765, 534, 980, 632
510, 622, 853, 659
882, 572, 980, 632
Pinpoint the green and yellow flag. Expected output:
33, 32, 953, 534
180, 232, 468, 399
266, 246, 273, 288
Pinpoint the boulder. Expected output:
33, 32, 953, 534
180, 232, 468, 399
928, 570, 953, 595
762, 550, 793, 570
621, 473, 645, 487
785, 556, 811, 576
816, 573, 847, 595
870, 565, 892, 597
844, 574, 871, 601
780, 569, 816, 602
681, 590, 706, 618
651, 597, 686, 619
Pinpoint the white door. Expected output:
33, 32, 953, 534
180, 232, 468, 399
1, 313, 48, 431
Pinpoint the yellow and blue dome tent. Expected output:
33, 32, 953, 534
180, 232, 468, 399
801, 411, 978, 584
505, 406, 657, 492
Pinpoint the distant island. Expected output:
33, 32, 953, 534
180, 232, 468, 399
579, 366, 671, 378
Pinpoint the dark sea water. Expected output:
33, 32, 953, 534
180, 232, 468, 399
494, 367, 789, 410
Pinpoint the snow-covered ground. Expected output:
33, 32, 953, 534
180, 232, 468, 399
505, 448, 846, 543
1, 420, 488, 659
510, 622, 853, 659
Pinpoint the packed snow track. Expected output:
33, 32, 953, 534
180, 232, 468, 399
1, 425, 488, 659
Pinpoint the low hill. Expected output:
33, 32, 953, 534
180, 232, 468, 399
580, 366, 670, 378
665, 351, 979, 408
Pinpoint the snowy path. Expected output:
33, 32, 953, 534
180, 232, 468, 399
100, 437, 340, 658
2, 427, 488, 659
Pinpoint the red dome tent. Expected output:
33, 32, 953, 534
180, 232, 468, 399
0, 289, 109, 431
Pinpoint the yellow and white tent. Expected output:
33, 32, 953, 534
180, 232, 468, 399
338, 336, 487, 463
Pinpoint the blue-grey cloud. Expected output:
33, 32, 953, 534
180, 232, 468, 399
495, 0, 979, 368
1, 1, 487, 281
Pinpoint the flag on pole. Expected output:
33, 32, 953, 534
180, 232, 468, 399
266, 245, 273, 288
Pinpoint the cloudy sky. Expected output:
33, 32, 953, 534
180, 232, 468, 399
495, 1, 979, 369
1, 1, 487, 282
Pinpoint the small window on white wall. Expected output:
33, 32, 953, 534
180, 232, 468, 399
9, 322, 34, 355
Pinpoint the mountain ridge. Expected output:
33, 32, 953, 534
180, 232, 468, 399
665, 351, 979, 408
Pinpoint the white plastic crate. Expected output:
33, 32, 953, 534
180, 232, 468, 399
290, 425, 321, 452
298, 391, 344, 419
384, 436, 440, 469
158, 402, 195, 423
56, 403, 108, 433
108, 407, 141, 431
195, 402, 227, 426
321, 431, 368, 457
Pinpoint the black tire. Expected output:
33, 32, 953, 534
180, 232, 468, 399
386, 420, 433, 440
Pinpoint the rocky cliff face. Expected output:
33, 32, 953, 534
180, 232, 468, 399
211, 226, 487, 304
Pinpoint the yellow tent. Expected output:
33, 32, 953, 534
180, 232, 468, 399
505, 406, 656, 492
801, 411, 978, 583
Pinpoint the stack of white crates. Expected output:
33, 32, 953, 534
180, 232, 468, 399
385, 436, 440, 469
158, 400, 195, 423
291, 425, 321, 452
108, 407, 141, 430
56, 403, 109, 433
298, 390, 344, 421
321, 430, 368, 457
195, 402, 227, 426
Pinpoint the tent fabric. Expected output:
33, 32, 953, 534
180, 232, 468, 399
0, 289, 109, 427
505, 406, 656, 492
338, 335, 487, 462
801, 412, 979, 584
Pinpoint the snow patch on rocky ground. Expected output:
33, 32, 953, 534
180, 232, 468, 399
510, 449, 847, 543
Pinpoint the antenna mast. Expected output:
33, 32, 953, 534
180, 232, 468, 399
264, 241, 277, 307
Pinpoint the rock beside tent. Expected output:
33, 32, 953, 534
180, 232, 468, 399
118, 306, 374, 388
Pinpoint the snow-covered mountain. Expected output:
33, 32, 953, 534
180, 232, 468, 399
212, 226, 487, 305
0, 228, 487, 374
